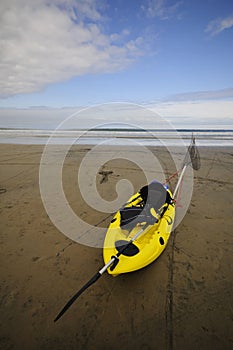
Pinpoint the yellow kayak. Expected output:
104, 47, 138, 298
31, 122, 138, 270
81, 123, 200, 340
54, 137, 200, 322
103, 181, 175, 276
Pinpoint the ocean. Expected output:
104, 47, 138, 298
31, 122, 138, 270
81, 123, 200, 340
0, 128, 233, 146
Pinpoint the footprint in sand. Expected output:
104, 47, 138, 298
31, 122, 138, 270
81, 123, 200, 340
98, 170, 113, 184
32, 256, 40, 262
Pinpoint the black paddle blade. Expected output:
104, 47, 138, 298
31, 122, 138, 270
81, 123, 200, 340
184, 135, 201, 170
54, 272, 101, 322
189, 135, 201, 170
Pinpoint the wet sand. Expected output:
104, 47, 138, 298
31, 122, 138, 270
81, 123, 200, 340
0, 144, 232, 350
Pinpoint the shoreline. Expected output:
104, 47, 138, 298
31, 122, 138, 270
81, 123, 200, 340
1, 129, 233, 147
1, 141, 233, 147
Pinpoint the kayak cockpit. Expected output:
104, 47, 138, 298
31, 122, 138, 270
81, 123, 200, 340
103, 181, 175, 276
119, 181, 173, 232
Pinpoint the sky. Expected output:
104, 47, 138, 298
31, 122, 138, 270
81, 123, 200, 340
0, 0, 233, 128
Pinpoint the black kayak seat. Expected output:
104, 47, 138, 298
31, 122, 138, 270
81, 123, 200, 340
119, 206, 146, 229
139, 181, 171, 210
120, 181, 171, 229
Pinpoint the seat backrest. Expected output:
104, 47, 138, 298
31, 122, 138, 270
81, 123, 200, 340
139, 182, 170, 211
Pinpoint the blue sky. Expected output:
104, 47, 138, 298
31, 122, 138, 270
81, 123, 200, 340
0, 0, 233, 128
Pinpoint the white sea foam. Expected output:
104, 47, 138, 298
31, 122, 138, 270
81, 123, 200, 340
0, 128, 233, 146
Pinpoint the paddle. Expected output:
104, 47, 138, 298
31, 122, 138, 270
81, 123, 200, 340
54, 223, 149, 322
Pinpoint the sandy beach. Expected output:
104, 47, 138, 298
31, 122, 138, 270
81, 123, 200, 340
0, 143, 232, 350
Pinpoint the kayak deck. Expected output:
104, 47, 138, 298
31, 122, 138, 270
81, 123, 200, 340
103, 190, 175, 276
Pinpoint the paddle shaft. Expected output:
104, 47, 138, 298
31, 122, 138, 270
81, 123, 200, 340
54, 225, 148, 322
173, 164, 187, 198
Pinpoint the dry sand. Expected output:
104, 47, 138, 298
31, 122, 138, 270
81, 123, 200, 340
0, 144, 232, 350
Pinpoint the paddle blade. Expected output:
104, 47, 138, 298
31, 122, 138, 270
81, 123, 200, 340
185, 135, 201, 170
54, 272, 101, 322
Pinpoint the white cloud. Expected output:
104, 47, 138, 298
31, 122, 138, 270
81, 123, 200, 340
0, 99, 232, 130
152, 101, 233, 121
141, 0, 182, 20
205, 15, 233, 36
164, 88, 233, 101
0, 0, 143, 97
150, 99, 233, 127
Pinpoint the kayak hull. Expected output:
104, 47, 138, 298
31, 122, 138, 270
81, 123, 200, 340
103, 189, 175, 276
